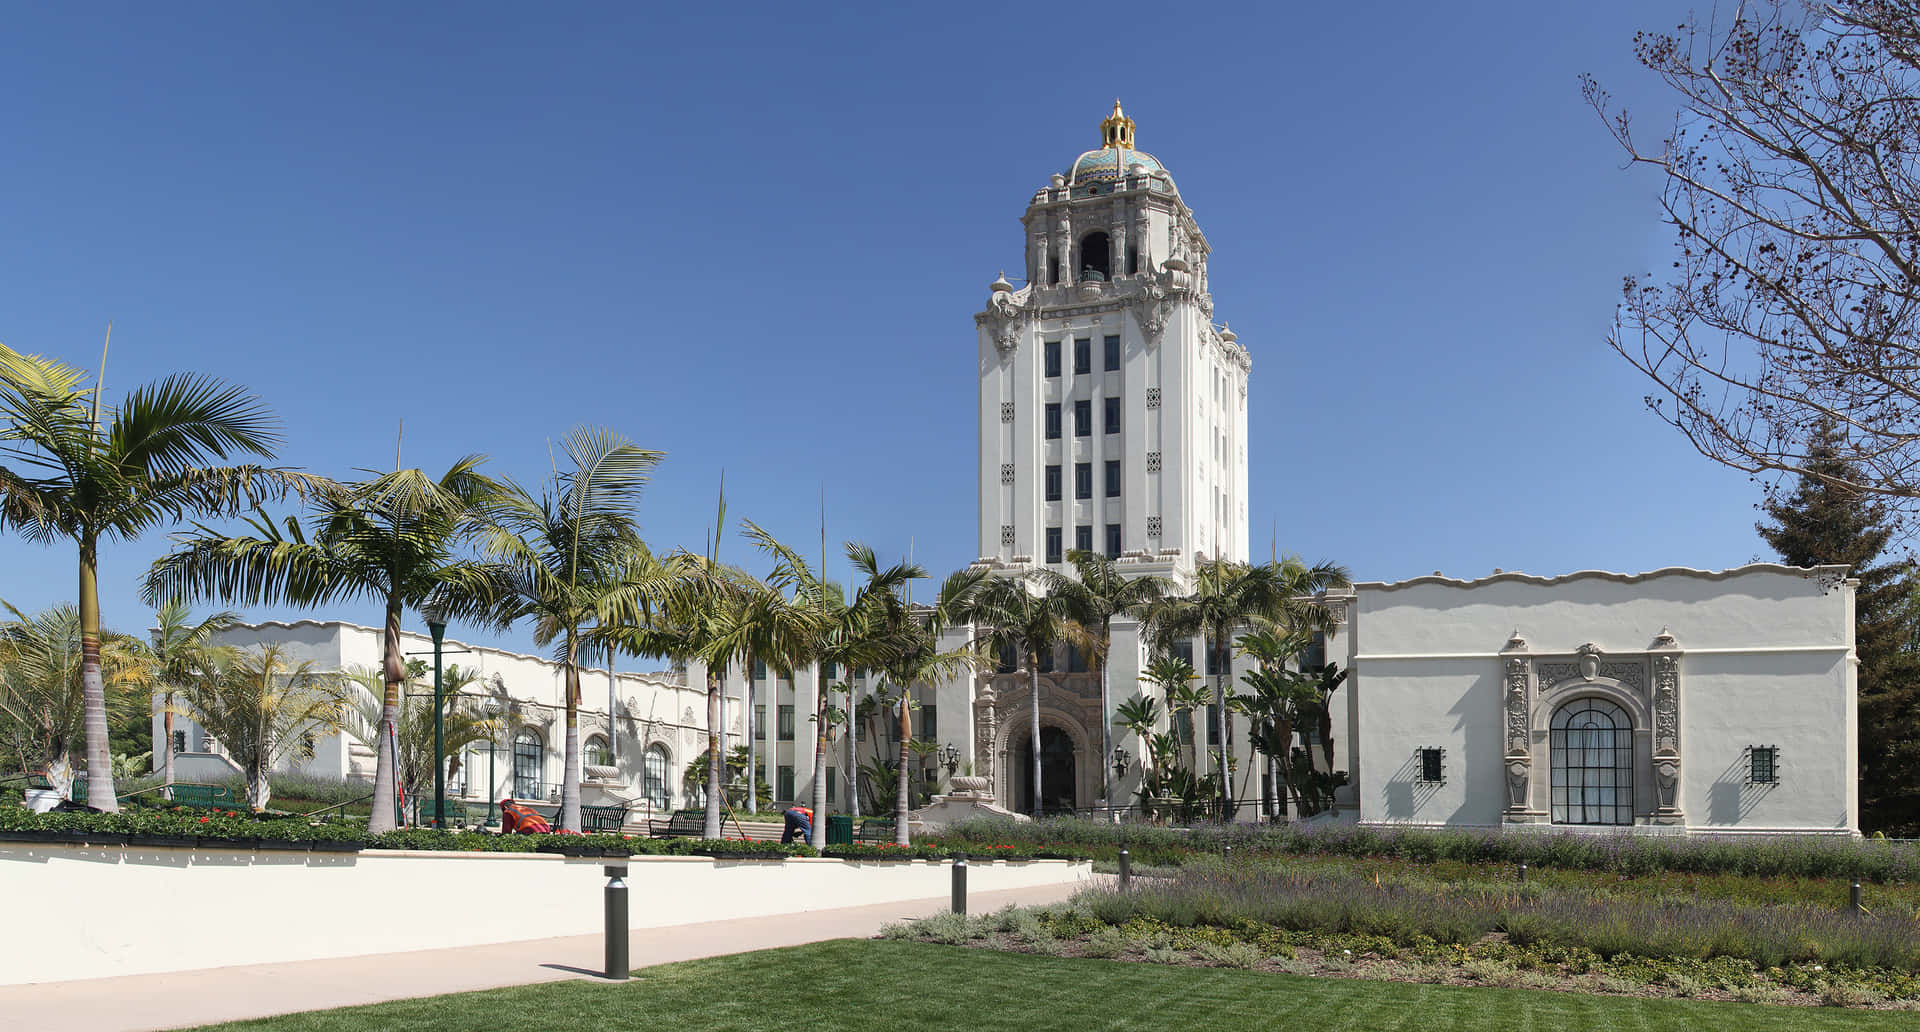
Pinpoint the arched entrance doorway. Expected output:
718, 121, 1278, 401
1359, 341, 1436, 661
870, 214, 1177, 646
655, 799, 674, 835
1015, 727, 1078, 815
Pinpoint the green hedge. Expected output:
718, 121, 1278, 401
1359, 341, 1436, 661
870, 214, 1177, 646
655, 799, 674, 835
0, 804, 365, 844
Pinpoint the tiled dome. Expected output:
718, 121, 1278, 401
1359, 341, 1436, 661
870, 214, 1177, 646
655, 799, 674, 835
1066, 146, 1166, 186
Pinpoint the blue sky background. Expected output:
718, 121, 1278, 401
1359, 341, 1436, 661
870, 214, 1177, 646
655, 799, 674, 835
0, 2, 1767, 658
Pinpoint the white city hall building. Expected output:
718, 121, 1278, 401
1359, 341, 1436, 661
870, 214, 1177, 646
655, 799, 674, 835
156, 104, 1859, 835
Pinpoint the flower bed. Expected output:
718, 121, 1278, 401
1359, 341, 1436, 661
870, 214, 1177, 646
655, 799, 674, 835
0, 804, 366, 848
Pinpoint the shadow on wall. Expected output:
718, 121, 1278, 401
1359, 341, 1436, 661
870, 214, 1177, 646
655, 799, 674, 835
1382, 752, 1443, 819
1707, 749, 1773, 824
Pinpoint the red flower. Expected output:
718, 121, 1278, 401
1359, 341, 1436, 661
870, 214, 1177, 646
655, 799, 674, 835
198, 816, 210, 823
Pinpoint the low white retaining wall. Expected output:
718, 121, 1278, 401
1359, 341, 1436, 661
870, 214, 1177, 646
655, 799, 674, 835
0, 843, 1092, 985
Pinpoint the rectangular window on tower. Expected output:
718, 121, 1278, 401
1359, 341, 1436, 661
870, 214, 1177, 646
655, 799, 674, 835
1073, 338, 1091, 375
1074, 399, 1092, 436
1075, 524, 1093, 553
1044, 340, 1061, 378
1045, 403, 1062, 440
1075, 462, 1092, 499
1046, 527, 1063, 564
1104, 397, 1120, 434
921, 705, 936, 740
778, 705, 795, 741
754, 705, 765, 741
1045, 464, 1062, 501
1105, 459, 1120, 497
1104, 334, 1121, 371
1106, 523, 1121, 558
777, 765, 795, 801
997, 639, 1019, 674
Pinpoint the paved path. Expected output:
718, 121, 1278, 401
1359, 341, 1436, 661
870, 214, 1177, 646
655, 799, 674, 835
0, 881, 1086, 1032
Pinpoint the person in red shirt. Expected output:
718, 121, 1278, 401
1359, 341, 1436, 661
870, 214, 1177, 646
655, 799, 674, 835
499, 798, 551, 834
782, 805, 813, 844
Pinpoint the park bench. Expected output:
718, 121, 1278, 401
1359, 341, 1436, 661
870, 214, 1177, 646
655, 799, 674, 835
853, 819, 895, 843
166, 784, 237, 809
581, 804, 629, 833
412, 799, 470, 827
648, 809, 708, 838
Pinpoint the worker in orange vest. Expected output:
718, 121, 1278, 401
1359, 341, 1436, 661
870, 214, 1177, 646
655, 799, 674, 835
499, 798, 551, 834
781, 805, 813, 844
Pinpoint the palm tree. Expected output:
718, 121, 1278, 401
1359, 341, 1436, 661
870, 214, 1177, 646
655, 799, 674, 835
1, 340, 308, 811
338, 663, 502, 820
1037, 550, 1168, 810
475, 428, 667, 834
145, 458, 503, 833
964, 573, 1070, 819
1141, 557, 1350, 820
876, 567, 985, 843
169, 643, 349, 811
1142, 655, 1205, 770
147, 601, 241, 796
0, 602, 153, 800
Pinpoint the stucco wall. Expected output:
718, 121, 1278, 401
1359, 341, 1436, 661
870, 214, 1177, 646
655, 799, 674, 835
1350, 565, 1857, 833
0, 844, 1091, 985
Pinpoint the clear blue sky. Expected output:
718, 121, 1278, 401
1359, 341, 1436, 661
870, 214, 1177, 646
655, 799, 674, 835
0, 1, 1764, 657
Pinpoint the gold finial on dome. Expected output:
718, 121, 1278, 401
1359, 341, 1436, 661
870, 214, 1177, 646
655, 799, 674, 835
1100, 99, 1136, 150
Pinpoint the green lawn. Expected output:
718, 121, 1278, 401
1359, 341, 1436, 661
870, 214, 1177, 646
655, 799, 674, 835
189, 940, 1920, 1031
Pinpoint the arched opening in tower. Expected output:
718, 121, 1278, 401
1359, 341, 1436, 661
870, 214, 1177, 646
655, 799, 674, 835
1079, 231, 1111, 282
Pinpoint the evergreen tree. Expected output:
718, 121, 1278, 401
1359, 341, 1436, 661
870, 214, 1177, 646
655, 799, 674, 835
1757, 422, 1920, 835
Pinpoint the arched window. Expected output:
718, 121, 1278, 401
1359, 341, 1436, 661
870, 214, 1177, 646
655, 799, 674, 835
512, 730, 544, 799
1550, 699, 1633, 825
643, 744, 671, 811
584, 734, 612, 768
1079, 232, 1111, 282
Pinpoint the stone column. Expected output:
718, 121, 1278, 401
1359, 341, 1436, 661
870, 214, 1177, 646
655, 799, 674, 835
1649, 629, 1685, 824
1056, 213, 1074, 286
1500, 631, 1539, 823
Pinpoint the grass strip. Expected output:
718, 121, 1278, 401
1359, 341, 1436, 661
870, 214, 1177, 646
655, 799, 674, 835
184, 940, 1919, 1031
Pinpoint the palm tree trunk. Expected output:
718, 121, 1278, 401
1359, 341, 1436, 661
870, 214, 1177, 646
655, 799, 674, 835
77, 538, 119, 811
368, 599, 404, 834
560, 638, 583, 833
247, 758, 272, 812
808, 661, 828, 848
1029, 657, 1042, 820
704, 668, 723, 839
1213, 633, 1234, 822
894, 693, 912, 845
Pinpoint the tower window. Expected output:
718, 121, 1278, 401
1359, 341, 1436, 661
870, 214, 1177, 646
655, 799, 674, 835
1418, 747, 1445, 784
1105, 523, 1121, 558
1045, 403, 1062, 440
1079, 232, 1111, 282
1048, 256, 1059, 285
1074, 399, 1092, 436
1750, 746, 1779, 784
1126, 246, 1139, 276
1075, 524, 1093, 554
1073, 338, 1091, 375
1075, 462, 1092, 499
1105, 460, 1121, 497
1104, 397, 1121, 434
1044, 340, 1061, 378
1045, 527, 1063, 564
1045, 464, 1062, 501
1104, 335, 1121, 371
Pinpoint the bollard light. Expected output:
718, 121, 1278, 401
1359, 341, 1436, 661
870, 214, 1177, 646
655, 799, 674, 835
952, 857, 968, 915
1850, 881, 1864, 915
1118, 847, 1131, 891
605, 864, 630, 980
1517, 863, 1527, 883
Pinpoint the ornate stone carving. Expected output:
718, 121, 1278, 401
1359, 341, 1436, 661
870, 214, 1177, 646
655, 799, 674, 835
1654, 757, 1679, 810
1000, 401, 1015, 424
974, 682, 998, 791
1504, 657, 1530, 756
1653, 655, 1680, 753
1506, 760, 1530, 809
1146, 515, 1162, 538
1576, 642, 1603, 680
978, 286, 1033, 357
1000, 463, 1015, 485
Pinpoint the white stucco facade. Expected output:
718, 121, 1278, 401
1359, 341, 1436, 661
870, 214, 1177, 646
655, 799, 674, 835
1344, 564, 1858, 834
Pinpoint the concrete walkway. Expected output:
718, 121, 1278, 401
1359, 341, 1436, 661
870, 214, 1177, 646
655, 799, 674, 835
0, 881, 1085, 1032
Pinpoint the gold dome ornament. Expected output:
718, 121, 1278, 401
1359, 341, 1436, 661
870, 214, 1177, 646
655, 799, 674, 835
1100, 99, 1136, 150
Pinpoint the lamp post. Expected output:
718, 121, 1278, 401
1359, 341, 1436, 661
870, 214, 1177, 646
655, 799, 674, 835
425, 605, 449, 829
1111, 747, 1130, 783
486, 698, 502, 828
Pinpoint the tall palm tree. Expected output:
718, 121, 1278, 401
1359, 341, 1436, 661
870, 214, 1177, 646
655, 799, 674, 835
1142, 557, 1350, 820
1, 340, 307, 811
147, 601, 241, 796
1037, 550, 1168, 809
964, 573, 1070, 819
876, 567, 984, 843
0, 602, 153, 800
475, 428, 667, 834
145, 458, 503, 832
339, 663, 501, 819
170, 643, 349, 811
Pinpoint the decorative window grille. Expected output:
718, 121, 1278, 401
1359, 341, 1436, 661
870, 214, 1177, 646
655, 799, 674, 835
1000, 402, 1015, 424
1146, 515, 1162, 538
1146, 451, 1162, 473
1146, 387, 1161, 409
1000, 463, 1015, 485
1749, 746, 1779, 785
1416, 747, 1445, 784
1000, 524, 1016, 546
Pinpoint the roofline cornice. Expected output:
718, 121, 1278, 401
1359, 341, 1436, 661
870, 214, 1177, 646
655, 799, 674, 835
1355, 563, 1854, 594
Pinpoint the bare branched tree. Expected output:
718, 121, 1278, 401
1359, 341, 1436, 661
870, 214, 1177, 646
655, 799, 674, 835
1587, 1, 1920, 518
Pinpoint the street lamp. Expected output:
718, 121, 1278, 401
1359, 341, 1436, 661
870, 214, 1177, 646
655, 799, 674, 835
1111, 747, 1131, 783
423, 601, 450, 830
485, 698, 502, 828
938, 743, 960, 771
